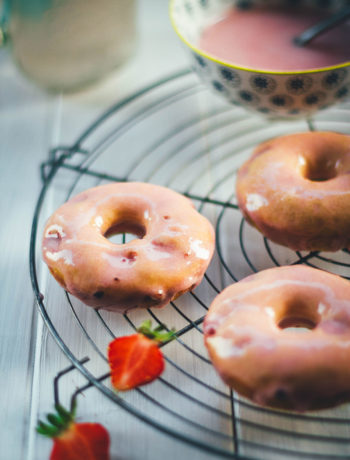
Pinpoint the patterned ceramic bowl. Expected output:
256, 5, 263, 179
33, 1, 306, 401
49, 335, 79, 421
170, 0, 350, 118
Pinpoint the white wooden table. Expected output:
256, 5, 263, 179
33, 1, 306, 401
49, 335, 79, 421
0, 2, 213, 459
2, 1, 350, 460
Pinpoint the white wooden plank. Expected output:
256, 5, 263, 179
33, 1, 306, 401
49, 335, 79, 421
0, 51, 56, 460
2, 0, 350, 457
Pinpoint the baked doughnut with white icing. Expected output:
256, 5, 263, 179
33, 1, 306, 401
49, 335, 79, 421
42, 182, 215, 312
204, 265, 350, 411
236, 131, 350, 251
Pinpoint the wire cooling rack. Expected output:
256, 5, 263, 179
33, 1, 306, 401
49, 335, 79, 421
30, 69, 350, 459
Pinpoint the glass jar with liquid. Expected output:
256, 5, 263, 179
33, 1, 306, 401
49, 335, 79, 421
2, 0, 137, 91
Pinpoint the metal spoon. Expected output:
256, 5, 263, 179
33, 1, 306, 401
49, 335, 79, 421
294, 6, 350, 46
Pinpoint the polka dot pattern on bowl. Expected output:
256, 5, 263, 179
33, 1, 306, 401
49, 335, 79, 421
172, 0, 350, 118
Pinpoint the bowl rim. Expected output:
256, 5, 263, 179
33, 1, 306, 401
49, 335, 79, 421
169, 0, 350, 76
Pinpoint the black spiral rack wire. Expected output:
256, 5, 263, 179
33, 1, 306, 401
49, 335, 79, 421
30, 69, 350, 459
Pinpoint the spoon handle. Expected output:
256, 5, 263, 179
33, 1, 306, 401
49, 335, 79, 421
294, 6, 350, 46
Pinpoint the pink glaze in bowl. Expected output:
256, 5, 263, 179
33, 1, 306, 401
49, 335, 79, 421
170, 0, 350, 118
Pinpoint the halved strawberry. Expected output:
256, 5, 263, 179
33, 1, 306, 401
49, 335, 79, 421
37, 401, 110, 460
108, 320, 174, 391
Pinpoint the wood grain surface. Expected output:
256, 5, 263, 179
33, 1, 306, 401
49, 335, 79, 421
1, 1, 350, 460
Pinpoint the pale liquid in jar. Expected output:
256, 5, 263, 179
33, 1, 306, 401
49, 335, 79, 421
9, 0, 137, 90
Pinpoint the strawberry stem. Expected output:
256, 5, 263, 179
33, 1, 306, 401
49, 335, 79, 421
137, 320, 176, 343
37, 403, 76, 438
70, 396, 78, 417
37, 421, 58, 438
47, 413, 64, 428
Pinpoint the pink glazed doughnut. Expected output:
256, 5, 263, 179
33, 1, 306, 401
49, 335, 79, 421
204, 265, 350, 411
42, 182, 215, 312
236, 131, 350, 251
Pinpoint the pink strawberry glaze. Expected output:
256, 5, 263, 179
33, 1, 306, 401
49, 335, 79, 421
204, 265, 350, 411
42, 182, 215, 312
199, 6, 350, 71
236, 131, 350, 252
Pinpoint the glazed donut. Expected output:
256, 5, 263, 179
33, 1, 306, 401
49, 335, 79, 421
204, 265, 350, 411
236, 131, 350, 251
42, 182, 215, 312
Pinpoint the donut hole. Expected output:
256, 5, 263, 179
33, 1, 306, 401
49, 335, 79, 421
105, 221, 146, 244
278, 316, 317, 332
302, 157, 338, 182
278, 299, 320, 332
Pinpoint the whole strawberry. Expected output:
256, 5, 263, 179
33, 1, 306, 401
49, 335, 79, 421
108, 320, 175, 391
37, 401, 110, 460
